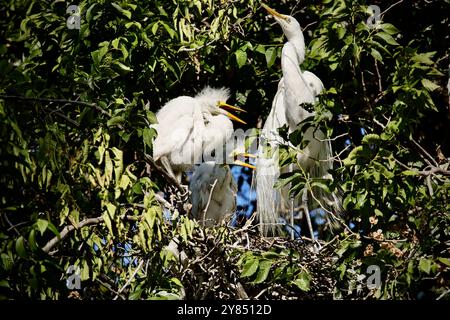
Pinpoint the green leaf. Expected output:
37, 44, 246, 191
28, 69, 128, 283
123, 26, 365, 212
111, 3, 132, 19
411, 52, 435, 65
113, 61, 133, 72
0, 280, 9, 288
15, 236, 27, 258
253, 260, 272, 284
170, 277, 183, 287
311, 180, 330, 193
161, 22, 177, 39
28, 230, 38, 251
102, 211, 113, 234
81, 260, 89, 280
438, 257, 450, 267
421, 79, 440, 92
292, 272, 311, 292
265, 47, 277, 68
241, 258, 259, 278
1, 253, 13, 271
380, 23, 399, 35
419, 258, 432, 274
235, 50, 247, 69
129, 288, 143, 300
401, 170, 419, 176
143, 127, 155, 148
343, 146, 363, 166
375, 32, 399, 46
107, 116, 125, 127
46, 221, 60, 237
370, 48, 383, 62
86, 3, 97, 22
106, 203, 117, 218
36, 219, 48, 235
362, 133, 380, 144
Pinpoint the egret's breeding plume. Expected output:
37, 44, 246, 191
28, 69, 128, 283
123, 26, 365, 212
152, 87, 246, 182
256, 4, 340, 238
189, 161, 238, 227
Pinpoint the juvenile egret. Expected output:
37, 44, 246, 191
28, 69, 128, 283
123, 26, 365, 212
257, 4, 340, 238
189, 161, 238, 226
152, 87, 246, 182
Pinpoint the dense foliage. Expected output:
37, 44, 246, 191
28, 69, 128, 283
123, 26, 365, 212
0, 0, 449, 299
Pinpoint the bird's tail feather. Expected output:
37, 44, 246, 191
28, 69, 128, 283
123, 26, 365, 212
254, 144, 288, 237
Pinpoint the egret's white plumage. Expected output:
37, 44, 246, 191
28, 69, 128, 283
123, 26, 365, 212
256, 5, 340, 237
189, 161, 237, 226
152, 87, 243, 181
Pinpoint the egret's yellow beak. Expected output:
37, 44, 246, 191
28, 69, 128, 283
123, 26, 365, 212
232, 152, 257, 170
218, 101, 247, 125
261, 3, 289, 20
234, 160, 256, 170
218, 102, 247, 113
232, 152, 257, 159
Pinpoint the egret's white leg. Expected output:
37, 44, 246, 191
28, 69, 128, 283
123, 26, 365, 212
301, 188, 314, 240
301, 188, 322, 252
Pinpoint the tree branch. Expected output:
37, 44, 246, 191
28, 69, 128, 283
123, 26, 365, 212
0, 94, 111, 117
42, 217, 104, 253
42, 215, 140, 254
113, 260, 144, 300
418, 167, 450, 176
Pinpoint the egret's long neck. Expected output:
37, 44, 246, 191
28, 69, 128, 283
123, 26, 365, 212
281, 41, 314, 129
287, 33, 305, 64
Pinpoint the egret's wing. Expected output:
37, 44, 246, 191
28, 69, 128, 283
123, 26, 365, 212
153, 96, 200, 165
153, 113, 194, 160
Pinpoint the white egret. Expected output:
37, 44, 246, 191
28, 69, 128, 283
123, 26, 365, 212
152, 87, 246, 182
447, 66, 450, 100
256, 4, 340, 238
189, 161, 238, 227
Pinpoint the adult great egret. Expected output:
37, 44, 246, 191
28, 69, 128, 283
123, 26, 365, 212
152, 87, 246, 182
256, 4, 340, 238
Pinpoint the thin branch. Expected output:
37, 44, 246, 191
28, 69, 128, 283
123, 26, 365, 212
113, 260, 144, 300
178, 40, 215, 52
418, 167, 450, 176
154, 193, 175, 210
317, 132, 349, 142
381, 0, 404, 16
4, 214, 21, 236
42, 216, 104, 253
374, 60, 383, 92
411, 139, 439, 167
201, 179, 218, 227
47, 108, 80, 127
42, 215, 139, 254
0, 94, 112, 117
95, 277, 126, 299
